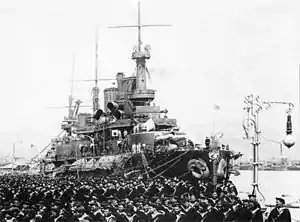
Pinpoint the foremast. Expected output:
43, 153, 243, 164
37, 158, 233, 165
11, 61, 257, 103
133, 0, 149, 93
109, 1, 171, 106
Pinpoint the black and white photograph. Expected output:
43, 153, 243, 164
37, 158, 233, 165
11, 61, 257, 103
0, 0, 299, 221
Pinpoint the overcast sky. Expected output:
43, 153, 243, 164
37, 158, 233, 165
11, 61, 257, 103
0, 0, 299, 160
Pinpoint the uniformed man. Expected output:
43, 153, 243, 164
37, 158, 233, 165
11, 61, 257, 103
267, 197, 291, 222
205, 137, 210, 148
248, 199, 263, 222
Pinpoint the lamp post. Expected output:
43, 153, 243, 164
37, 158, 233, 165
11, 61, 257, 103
243, 94, 295, 204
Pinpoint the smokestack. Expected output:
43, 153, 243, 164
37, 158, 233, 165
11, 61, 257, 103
116, 72, 124, 92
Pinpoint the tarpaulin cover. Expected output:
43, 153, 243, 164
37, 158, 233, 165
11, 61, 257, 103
95, 156, 114, 170
66, 153, 132, 172
84, 158, 96, 170
69, 158, 87, 171
94, 153, 131, 170
71, 158, 86, 166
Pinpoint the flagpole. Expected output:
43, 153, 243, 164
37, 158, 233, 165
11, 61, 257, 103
213, 115, 216, 135
213, 104, 220, 136
298, 64, 300, 155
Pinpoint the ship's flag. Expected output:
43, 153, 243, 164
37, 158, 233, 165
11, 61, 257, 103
213, 104, 220, 111
111, 129, 119, 137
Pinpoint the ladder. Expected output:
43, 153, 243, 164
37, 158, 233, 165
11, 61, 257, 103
140, 151, 149, 178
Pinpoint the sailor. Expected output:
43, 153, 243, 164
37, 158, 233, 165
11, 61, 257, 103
232, 199, 251, 222
136, 143, 141, 153
171, 204, 186, 222
228, 195, 245, 222
103, 207, 117, 222
123, 206, 139, 222
79, 144, 84, 157
115, 204, 127, 222
207, 191, 219, 206
145, 181, 160, 198
222, 201, 235, 222
202, 199, 223, 222
141, 144, 146, 152
267, 197, 291, 222
248, 194, 261, 210
115, 185, 125, 201
248, 194, 256, 201
248, 199, 263, 222
106, 146, 111, 155
204, 137, 210, 148
130, 144, 135, 154
149, 204, 165, 222
90, 143, 94, 156
226, 180, 238, 196
135, 202, 151, 222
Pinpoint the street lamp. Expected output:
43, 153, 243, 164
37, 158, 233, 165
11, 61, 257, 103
242, 94, 295, 204
282, 113, 295, 148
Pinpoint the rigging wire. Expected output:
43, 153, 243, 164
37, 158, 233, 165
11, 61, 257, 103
139, 151, 189, 177
260, 134, 283, 156
22, 131, 65, 171
153, 157, 182, 179
261, 134, 282, 144
109, 152, 181, 177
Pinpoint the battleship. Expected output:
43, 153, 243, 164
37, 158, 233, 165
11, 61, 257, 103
23, 2, 243, 186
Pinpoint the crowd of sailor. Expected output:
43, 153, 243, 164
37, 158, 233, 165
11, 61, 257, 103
0, 174, 291, 222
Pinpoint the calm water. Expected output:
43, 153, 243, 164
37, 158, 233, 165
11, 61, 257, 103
231, 170, 300, 220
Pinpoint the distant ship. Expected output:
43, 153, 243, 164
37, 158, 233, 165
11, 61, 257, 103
238, 162, 264, 171
238, 161, 288, 171
238, 162, 252, 170
263, 156, 289, 171
287, 162, 300, 171
263, 163, 287, 171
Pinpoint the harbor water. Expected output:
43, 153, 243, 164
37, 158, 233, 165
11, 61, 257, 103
231, 170, 300, 220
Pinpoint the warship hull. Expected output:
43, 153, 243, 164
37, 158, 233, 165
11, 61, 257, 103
49, 148, 236, 185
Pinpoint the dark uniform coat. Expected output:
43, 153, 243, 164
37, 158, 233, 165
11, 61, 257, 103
202, 208, 223, 222
267, 208, 291, 222
251, 208, 263, 222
